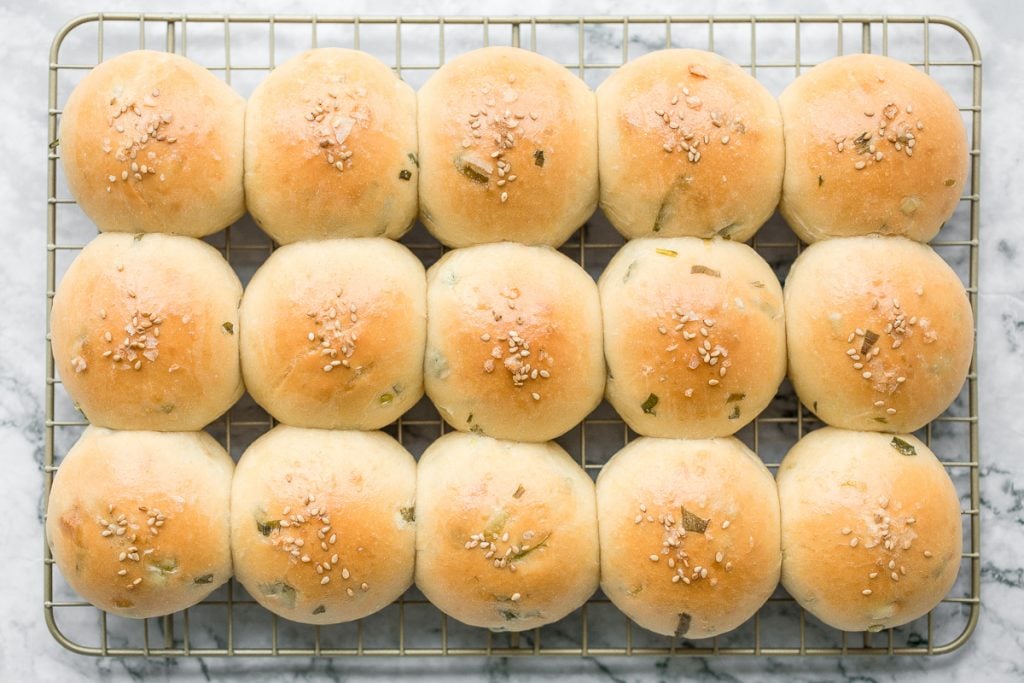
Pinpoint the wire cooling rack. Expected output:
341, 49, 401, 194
44, 13, 981, 657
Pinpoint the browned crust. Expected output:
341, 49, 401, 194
778, 428, 962, 632
245, 48, 418, 243
50, 233, 243, 431
415, 433, 599, 631
779, 53, 968, 243
418, 47, 598, 247
600, 237, 786, 438
230, 427, 416, 625
239, 239, 426, 430
598, 49, 784, 241
784, 236, 973, 432
45, 427, 234, 619
597, 436, 780, 638
60, 50, 245, 237
424, 243, 604, 442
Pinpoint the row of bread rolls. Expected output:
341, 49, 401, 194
59, 47, 968, 249
47, 424, 962, 636
51, 232, 972, 440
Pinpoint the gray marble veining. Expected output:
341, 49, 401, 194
3, 0, 1023, 680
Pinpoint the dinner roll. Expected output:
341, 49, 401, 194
600, 237, 785, 438
231, 426, 416, 625
424, 243, 604, 441
597, 49, 784, 241
51, 233, 243, 431
46, 427, 233, 619
245, 48, 418, 244
60, 50, 245, 237
779, 53, 969, 243
240, 239, 426, 430
418, 46, 598, 247
778, 427, 962, 632
416, 432, 598, 631
785, 236, 973, 432
597, 437, 780, 638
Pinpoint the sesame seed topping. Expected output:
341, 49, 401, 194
862, 589, 873, 596
850, 537, 859, 547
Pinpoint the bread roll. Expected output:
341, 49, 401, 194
418, 46, 598, 247
424, 243, 604, 441
231, 426, 416, 625
50, 233, 243, 431
46, 427, 233, 618
778, 427, 962, 632
779, 53, 968, 243
245, 48, 418, 244
60, 50, 245, 237
785, 236, 973, 432
597, 49, 784, 241
415, 432, 598, 631
597, 436, 780, 638
600, 237, 785, 438
239, 238, 425, 430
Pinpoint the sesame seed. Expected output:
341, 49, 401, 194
862, 589, 873, 596
850, 538, 859, 547
721, 520, 730, 529
841, 527, 852, 535
321, 576, 331, 585
924, 550, 933, 558
531, 392, 540, 401
649, 555, 660, 562
862, 371, 872, 379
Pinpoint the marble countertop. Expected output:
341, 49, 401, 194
3, 0, 1021, 680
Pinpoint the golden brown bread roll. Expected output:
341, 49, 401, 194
600, 237, 786, 438
50, 232, 243, 431
778, 427, 962, 632
46, 427, 234, 618
239, 238, 426, 430
231, 426, 416, 625
424, 243, 604, 442
785, 236, 973, 432
59, 50, 245, 237
598, 48, 784, 241
417, 46, 598, 247
415, 432, 599, 631
779, 53, 968, 243
597, 436, 780, 638
245, 48, 418, 243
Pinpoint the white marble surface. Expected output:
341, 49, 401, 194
3, 0, 1023, 680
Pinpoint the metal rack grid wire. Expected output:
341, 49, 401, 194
44, 13, 981, 657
